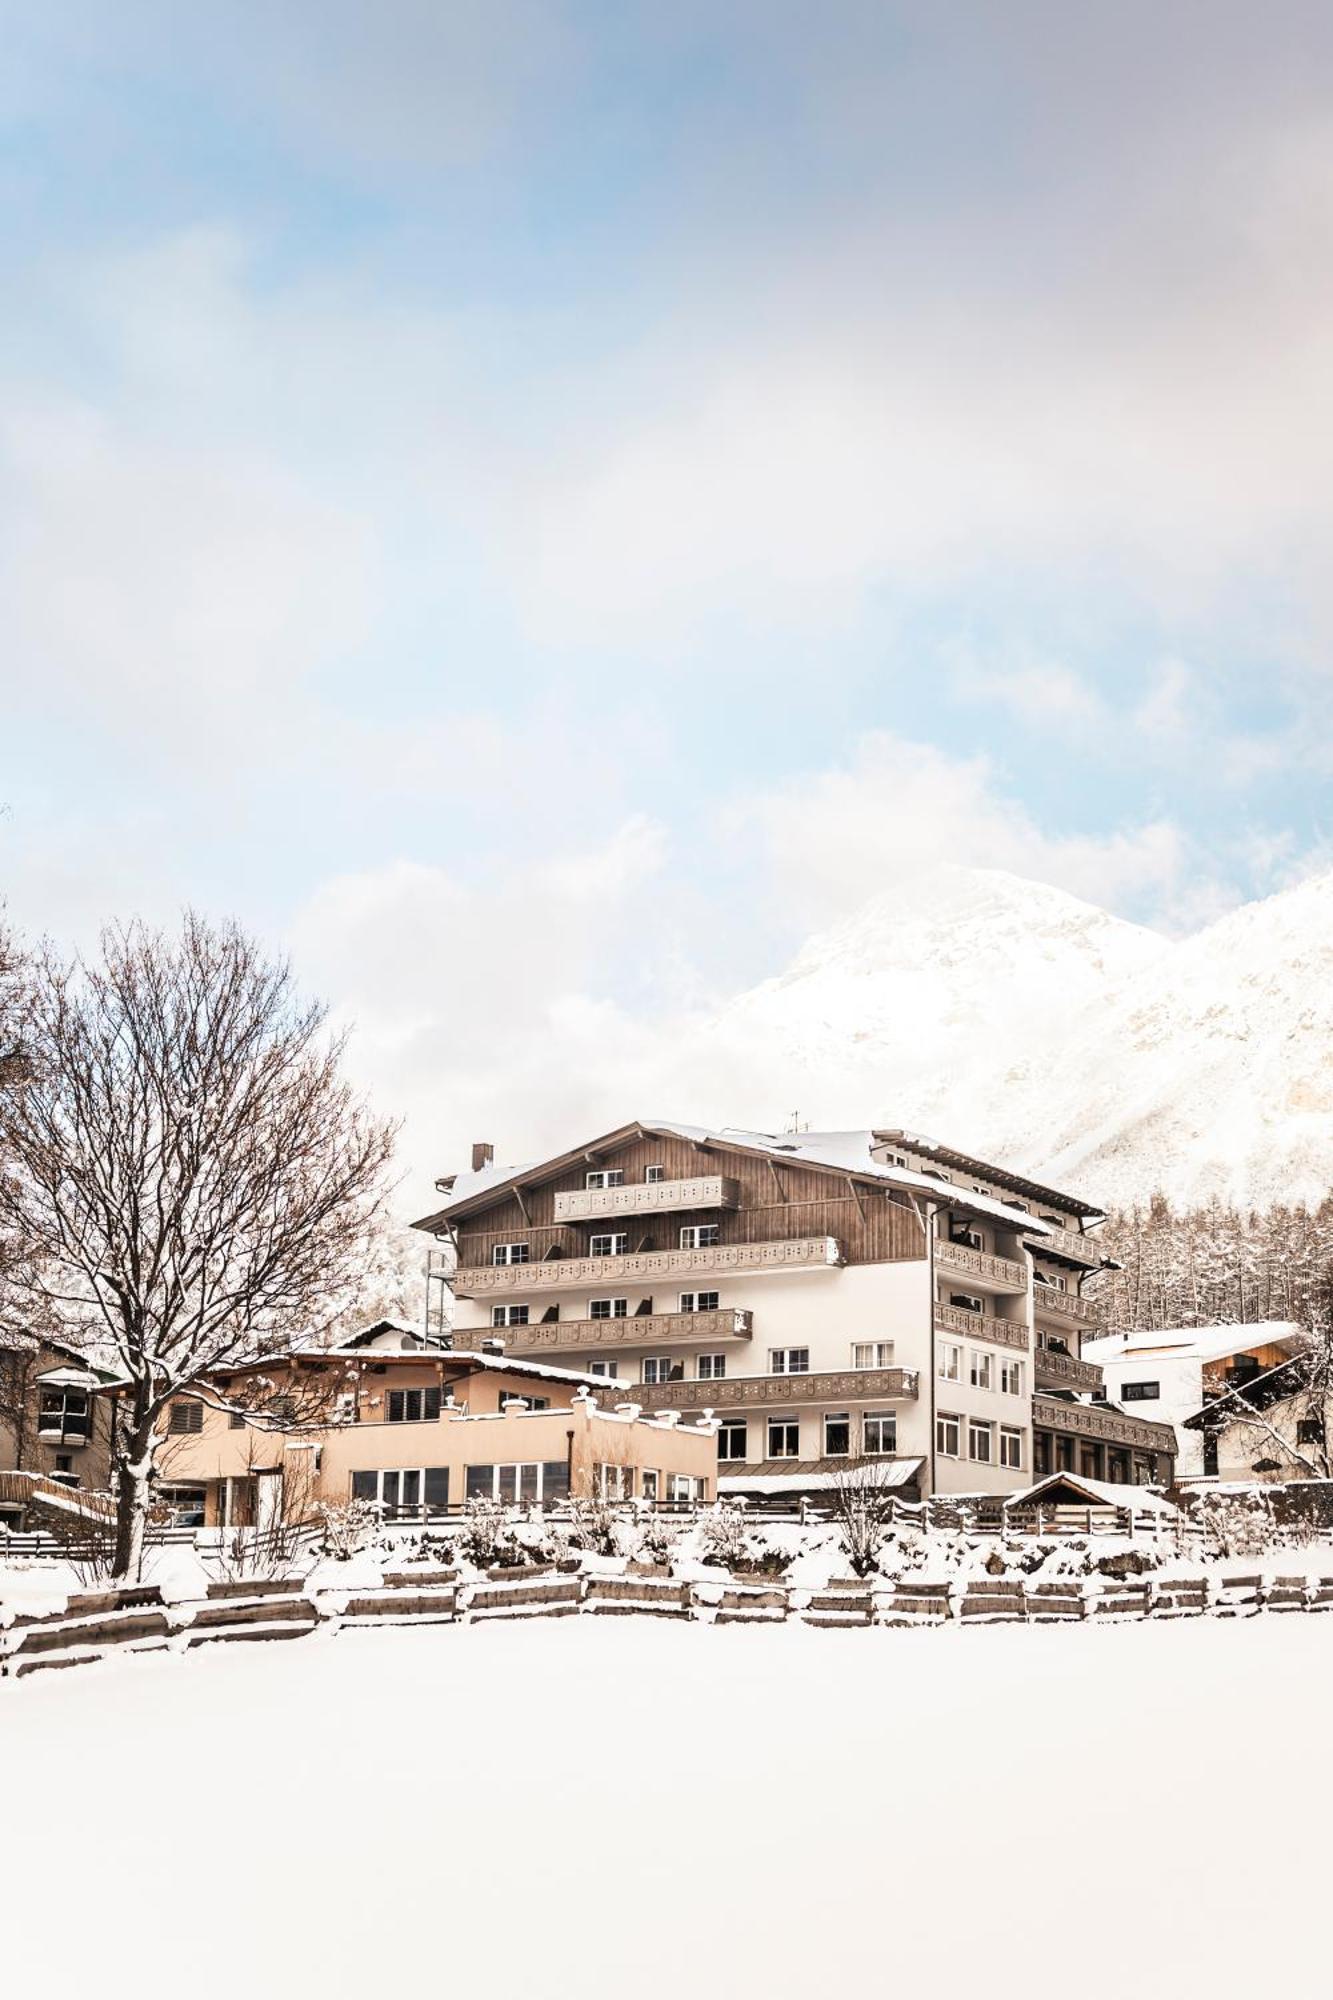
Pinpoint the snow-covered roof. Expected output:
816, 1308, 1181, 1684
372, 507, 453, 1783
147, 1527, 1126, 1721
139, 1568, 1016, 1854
417, 1119, 1053, 1237
1083, 1322, 1307, 1370
34, 1365, 107, 1390
719, 1456, 925, 1495
440, 1349, 627, 1391
1004, 1472, 1177, 1514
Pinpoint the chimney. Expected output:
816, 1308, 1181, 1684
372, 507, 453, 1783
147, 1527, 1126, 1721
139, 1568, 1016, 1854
471, 1141, 494, 1173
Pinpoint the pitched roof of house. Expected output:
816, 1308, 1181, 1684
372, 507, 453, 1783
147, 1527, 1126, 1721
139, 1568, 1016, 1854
1084, 1322, 1307, 1370
1004, 1471, 1177, 1513
414, 1119, 1058, 1237
718, 1455, 925, 1495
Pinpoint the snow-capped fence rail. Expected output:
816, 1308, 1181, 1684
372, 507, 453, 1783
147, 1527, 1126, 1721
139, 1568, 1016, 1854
7, 1560, 1333, 1678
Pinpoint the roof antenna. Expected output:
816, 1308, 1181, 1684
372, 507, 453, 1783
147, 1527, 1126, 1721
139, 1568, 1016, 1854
783, 1111, 805, 1134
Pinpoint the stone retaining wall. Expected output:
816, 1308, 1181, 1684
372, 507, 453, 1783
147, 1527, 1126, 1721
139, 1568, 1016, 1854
4, 1566, 1333, 1677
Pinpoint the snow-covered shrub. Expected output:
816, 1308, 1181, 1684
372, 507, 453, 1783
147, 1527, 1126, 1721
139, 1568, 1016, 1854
1190, 1488, 1279, 1561
699, 1500, 749, 1569
317, 1498, 381, 1562
635, 1514, 679, 1567
566, 1493, 621, 1557
460, 1496, 519, 1568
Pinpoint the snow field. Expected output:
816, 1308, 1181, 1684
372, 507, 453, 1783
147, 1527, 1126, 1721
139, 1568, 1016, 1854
2, 1612, 1329, 1998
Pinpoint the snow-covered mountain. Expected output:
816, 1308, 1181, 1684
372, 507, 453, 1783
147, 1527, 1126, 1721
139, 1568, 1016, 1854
692, 865, 1333, 1210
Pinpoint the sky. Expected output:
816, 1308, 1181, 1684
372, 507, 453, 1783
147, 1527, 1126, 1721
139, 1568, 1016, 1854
3, 2, 1333, 1202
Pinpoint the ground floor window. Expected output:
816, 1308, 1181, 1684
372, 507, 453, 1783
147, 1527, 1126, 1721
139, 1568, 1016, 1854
936, 1412, 961, 1458
597, 1463, 636, 1500
999, 1426, 1023, 1470
718, 1418, 748, 1460
155, 1484, 207, 1527
768, 1419, 800, 1459
641, 1470, 659, 1502
864, 1412, 897, 1456
967, 1420, 993, 1465
668, 1474, 703, 1503
824, 1412, 851, 1456
351, 1467, 451, 1516
461, 1461, 570, 1506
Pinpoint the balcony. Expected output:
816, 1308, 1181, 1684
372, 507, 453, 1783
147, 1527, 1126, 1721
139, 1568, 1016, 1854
1025, 1223, 1106, 1269
630, 1365, 920, 1414
1031, 1394, 1176, 1455
936, 1240, 1029, 1293
934, 1302, 1029, 1351
553, 1175, 741, 1224
1032, 1285, 1097, 1327
451, 1236, 845, 1298
1033, 1346, 1104, 1393
480, 1308, 753, 1356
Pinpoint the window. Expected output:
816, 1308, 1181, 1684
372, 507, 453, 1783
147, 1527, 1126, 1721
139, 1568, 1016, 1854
936, 1412, 961, 1458
999, 1427, 1023, 1470
642, 1357, 679, 1385
156, 1484, 206, 1527
697, 1354, 726, 1380
1000, 1358, 1024, 1397
852, 1342, 895, 1369
824, 1412, 851, 1457
37, 1387, 90, 1443
1297, 1418, 1325, 1445
864, 1412, 897, 1456
641, 1469, 659, 1500
167, 1400, 204, 1436
769, 1347, 810, 1375
969, 1350, 993, 1391
586, 1168, 625, 1189
679, 1224, 720, 1250
491, 1304, 529, 1327
968, 1419, 994, 1464
645, 1165, 666, 1183
950, 1293, 984, 1315
718, 1418, 748, 1460
462, 1462, 568, 1506
386, 1386, 443, 1424
669, 1474, 702, 1503
492, 1242, 529, 1266
679, 1290, 720, 1313
587, 1359, 618, 1378
228, 1411, 245, 1430
589, 1297, 629, 1319
599, 1463, 635, 1500
937, 1342, 962, 1383
950, 1225, 983, 1251
590, 1233, 628, 1257
768, 1419, 800, 1459
1120, 1380, 1161, 1402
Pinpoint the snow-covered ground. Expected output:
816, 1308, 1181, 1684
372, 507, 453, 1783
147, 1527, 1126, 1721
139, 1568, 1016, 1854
3, 1614, 1329, 1997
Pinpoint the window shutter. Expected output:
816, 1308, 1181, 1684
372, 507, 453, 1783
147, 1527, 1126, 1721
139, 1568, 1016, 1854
423, 1386, 442, 1421
387, 1389, 405, 1423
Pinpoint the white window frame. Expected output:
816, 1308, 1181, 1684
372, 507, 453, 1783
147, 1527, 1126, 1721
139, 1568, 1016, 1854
823, 1411, 852, 1458
491, 1304, 529, 1327
936, 1412, 961, 1458
970, 1350, 994, 1391
863, 1411, 897, 1456
645, 1165, 666, 1184
696, 1353, 726, 1380
587, 1359, 618, 1378
679, 1290, 720, 1313
679, 1224, 721, 1250
589, 1232, 629, 1258
999, 1358, 1024, 1396
767, 1418, 800, 1459
717, 1418, 748, 1461
938, 1342, 962, 1383
588, 1297, 629, 1319
968, 1419, 994, 1464
999, 1427, 1023, 1470
769, 1347, 810, 1376
585, 1168, 625, 1190
492, 1242, 529, 1266
642, 1356, 677, 1385
852, 1341, 895, 1370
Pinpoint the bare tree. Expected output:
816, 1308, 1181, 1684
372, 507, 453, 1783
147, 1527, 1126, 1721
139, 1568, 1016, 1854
829, 1463, 902, 1575
0, 1332, 40, 1470
0, 914, 398, 1577
1199, 1271, 1333, 1482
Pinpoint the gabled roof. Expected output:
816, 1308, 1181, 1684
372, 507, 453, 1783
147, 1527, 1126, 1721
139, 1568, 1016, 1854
413, 1119, 1053, 1237
1004, 1471, 1176, 1513
1084, 1322, 1307, 1370
873, 1129, 1106, 1221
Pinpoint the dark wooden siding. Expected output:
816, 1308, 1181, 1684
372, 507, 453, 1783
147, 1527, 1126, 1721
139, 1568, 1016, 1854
451, 1134, 927, 1269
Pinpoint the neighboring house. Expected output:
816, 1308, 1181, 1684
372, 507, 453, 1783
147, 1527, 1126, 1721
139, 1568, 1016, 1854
1083, 1323, 1307, 1482
151, 1338, 717, 1528
1181, 1351, 1329, 1485
413, 1122, 1177, 1502
0, 1336, 121, 1493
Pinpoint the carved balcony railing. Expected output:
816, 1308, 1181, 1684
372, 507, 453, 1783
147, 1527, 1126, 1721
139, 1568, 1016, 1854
451, 1236, 845, 1298
1031, 1395, 1176, 1455
1025, 1223, 1107, 1268
934, 1302, 1030, 1351
469, 1308, 754, 1356
629, 1366, 919, 1414
1033, 1346, 1105, 1393
936, 1240, 1029, 1292
553, 1176, 741, 1223
1032, 1285, 1097, 1327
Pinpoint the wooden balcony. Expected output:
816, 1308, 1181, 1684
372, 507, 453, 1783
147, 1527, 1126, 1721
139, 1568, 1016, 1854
1025, 1223, 1106, 1268
1032, 1285, 1096, 1327
479, 1308, 753, 1356
1034, 1346, 1104, 1393
936, 1240, 1029, 1293
934, 1302, 1029, 1352
1032, 1395, 1175, 1455
553, 1175, 741, 1223
451, 1236, 845, 1298
630, 1365, 919, 1414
